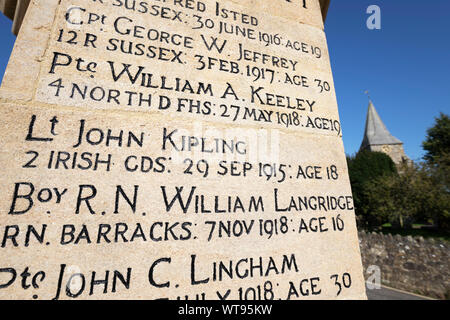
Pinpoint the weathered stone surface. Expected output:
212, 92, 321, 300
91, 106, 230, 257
0, 0, 58, 101
359, 231, 449, 300
0, 0, 366, 300
0, 101, 366, 299
227, 0, 325, 29
5, 0, 331, 33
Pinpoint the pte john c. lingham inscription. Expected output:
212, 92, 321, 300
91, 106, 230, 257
0, 0, 367, 299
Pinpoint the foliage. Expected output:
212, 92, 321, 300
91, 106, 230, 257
361, 162, 450, 231
422, 154, 450, 230
346, 150, 398, 227
422, 113, 450, 230
423, 113, 450, 165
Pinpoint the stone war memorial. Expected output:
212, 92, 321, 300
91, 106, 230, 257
0, 0, 367, 300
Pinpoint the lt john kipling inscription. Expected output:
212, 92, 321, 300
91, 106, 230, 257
0, 104, 357, 300
0, 0, 367, 300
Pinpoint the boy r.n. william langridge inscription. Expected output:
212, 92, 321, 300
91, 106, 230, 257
0, 0, 366, 299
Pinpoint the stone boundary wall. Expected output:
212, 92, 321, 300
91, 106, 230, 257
358, 231, 449, 299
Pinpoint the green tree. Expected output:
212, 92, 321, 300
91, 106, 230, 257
422, 113, 450, 230
363, 163, 424, 228
347, 150, 397, 227
362, 162, 450, 231
421, 155, 450, 230
423, 113, 450, 165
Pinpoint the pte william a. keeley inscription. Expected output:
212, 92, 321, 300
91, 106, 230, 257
0, 0, 366, 300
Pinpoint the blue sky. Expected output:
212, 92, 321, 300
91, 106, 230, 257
0, 15, 15, 85
0, 1, 449, 161
325, 0, 450, 161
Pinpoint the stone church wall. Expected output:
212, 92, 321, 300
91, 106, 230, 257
369, 144, 408, 164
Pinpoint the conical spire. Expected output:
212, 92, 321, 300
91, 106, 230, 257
360, 101, 402, 150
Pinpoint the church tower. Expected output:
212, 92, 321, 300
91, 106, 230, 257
360, 100, 409, 165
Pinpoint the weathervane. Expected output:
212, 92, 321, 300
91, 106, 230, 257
364, 90, 372, 102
